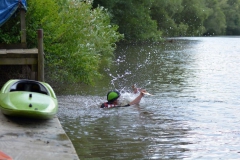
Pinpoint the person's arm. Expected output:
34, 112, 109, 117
129, 89, 146, 105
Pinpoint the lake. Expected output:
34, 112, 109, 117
57, 36, 240, 159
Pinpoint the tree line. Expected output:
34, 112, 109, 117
93, 0, 240, 40
0, 0, 239, 84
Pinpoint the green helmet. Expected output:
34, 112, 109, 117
107, 91, 120, 102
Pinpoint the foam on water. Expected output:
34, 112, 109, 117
118, 91, 142, 106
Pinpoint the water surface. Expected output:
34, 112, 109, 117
58, 37, 240, 159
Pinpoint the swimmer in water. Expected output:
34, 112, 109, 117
100, 85, 146, 108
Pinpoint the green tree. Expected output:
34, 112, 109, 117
151, 0, 185, 36
151, 0, 210, 36
223, 0, 240, 35
178, 0, 209, 36
93, 0, 162, 41
2, 0, 123, 84
203, 0, 226, 35
0, 12, 21, 44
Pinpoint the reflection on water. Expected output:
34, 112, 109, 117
58, 37, 240, 159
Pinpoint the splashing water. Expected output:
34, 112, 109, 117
118, 91, 143, 106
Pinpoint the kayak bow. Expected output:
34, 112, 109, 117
0, 79, 58, 119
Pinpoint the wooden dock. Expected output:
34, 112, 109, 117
0, 114, 79, 160
0, 48, 39, 80
0, 29, 45, 82
0, 49, 38, 65
0, 5, 79, 159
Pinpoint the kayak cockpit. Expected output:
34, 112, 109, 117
9, 80, 49, 95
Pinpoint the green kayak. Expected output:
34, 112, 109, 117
0, 79, 58, 119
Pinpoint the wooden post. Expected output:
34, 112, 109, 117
20, 9, 26, 48
37, 29, 44, 82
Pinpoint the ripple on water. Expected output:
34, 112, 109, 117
57, 37, 240, 159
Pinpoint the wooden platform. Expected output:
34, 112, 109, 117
0, 114, 79, 160
0, 49, 38, 65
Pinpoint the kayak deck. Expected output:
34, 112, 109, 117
0, 79, 58, 119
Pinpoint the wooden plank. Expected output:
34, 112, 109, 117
0, 58, 37, 65
20, 9, 26, 45
0, 54, 37, 58
38, 29, 44, 81
0, 49, 38, 54
0, 49, 6, 54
